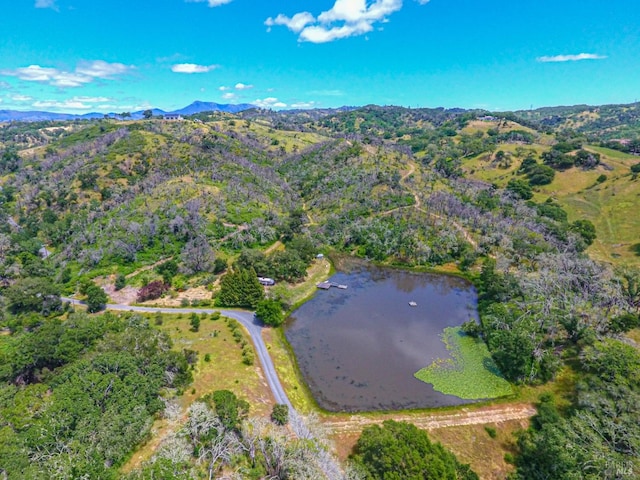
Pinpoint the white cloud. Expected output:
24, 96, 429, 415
97, 103, 152, 111
219, 86, 230, 91
300, 21, 373, 43
186, 0, 233, 7
537, 53, 607, 63
171, 63, 218, 73
32, 96, 114, 110
254, 97, 287, 109
290, 101, 317, 109
0, 61, 134, 88
33, 99, 92, 110
11, 94, 34, 102
266, 0, 419, 43
265, 12, 315, 33
234, 82, 253, 90
35, 0, 57, 9
76, 60, 132, 77
222, 92, 236, 100
71, 96, 112, 103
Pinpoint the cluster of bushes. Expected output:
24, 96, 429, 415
136, 280, 169, 302
542, 141, 600, 170
227, 319, 254, 365
519, 155, 556, 185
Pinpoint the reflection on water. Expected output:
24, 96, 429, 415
285, 262, 480, 412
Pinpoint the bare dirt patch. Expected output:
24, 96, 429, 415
103, 284, 139, 305
142, 285, 212, 307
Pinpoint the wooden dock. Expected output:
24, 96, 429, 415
316, 281, 348, 290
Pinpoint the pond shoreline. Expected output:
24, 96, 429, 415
283, 259, 484, 412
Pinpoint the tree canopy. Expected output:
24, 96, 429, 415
351, 420, 478, 480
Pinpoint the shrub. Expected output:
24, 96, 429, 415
190, 313, 200, 332
485, 426, 497, 438
136, 280, 169, 302
255, 298, 284, 327
271, 404, 289, 425
242, 347, 254, 365
114, 273, 126, 291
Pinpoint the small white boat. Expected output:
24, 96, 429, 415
337, 284, 348, 289
408, 301, 417, 307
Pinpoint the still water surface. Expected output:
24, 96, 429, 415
285, 263, 479, 412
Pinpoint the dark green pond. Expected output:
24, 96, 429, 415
284, 262, 480, 412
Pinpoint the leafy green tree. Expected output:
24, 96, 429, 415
115, 273, 126, 291
608, 313, 640, 333
85, 284, 108, 313
255, 298, 284, 327
218, 268, 264, 308
4, 277, 61, 315
190, 312, 200, 332
205, 390, 249, 431
581, 339, 640, 384
156, 260, 178, 284
213, 257, 228, 274
236, 249, 269, 276
351, 420, 478, 480
526, 164, 555, 186
142, 109, 153, 119
570, 219, 597, 245
574, 149, 600, 169
271, 403, 289, 425
0, 148, 20, 173
286, 235, 316, 263
542, 149, 574, 170
268, 250, 307, 282
506, 178, 533, 200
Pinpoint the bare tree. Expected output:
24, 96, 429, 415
180, 235, 215, 274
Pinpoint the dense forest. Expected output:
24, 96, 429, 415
1, 102, 639, 478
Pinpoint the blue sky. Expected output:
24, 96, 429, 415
0, 0, 638, 113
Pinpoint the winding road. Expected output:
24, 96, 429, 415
62, 297, 292, 409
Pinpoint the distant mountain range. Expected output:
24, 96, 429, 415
0, 101, 256, 122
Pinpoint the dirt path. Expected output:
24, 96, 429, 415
323, 403, 535, 434
264, 239, 283, 255
125, 257, 174, 279
377, 160, 479, 249
219, 223, 249, 243
302, 201, 318, 226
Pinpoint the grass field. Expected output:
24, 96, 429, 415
414, 327, 514, 400
429, 420, 524, 480
464, 143, 640, 267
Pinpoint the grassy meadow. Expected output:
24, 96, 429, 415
464, 141, 640, 267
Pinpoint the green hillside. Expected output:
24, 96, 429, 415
1, 104, 640, 479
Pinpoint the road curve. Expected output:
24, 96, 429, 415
62, 297, 292, 409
